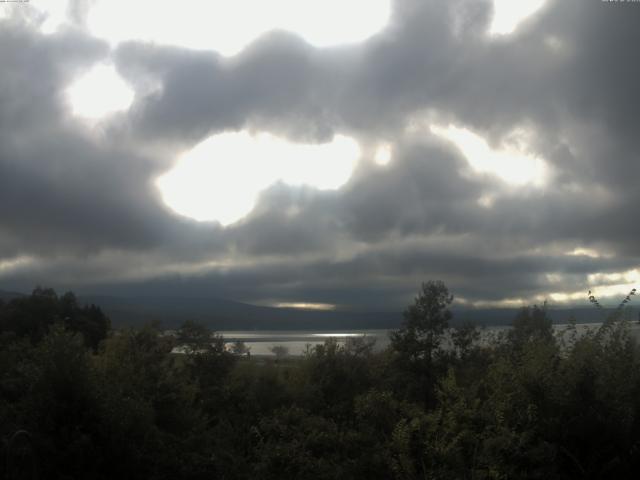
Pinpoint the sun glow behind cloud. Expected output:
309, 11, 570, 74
157, 132, 360, 226
66, 64, 134, 119
459, 267, 639, 308
276, 303, 336, 311
87, 0, 391, 56
490, 0, 546, 35
374, 143, 393, 166
566, 247, 606, 259
430, 124, 548, 186
548, 272, 639, 304
0, 256, 34, 277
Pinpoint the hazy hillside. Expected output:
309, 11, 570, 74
2, 288, 632, 330
76, 294, 634, 330
78, 294, 403, 330
0, 289, 24, 301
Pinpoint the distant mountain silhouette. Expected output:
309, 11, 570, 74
75, 294, 627, 331
1, 288, 629, 330
77, 294, 403, 330
0, 289, 25, 301
453, 306, 626, 327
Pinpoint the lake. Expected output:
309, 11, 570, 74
219, 329, 391, 356
217, 321, 640, 356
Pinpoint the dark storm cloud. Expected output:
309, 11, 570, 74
226, 138, 485, 255
40, 241, 632, 310
0, 16, 229, 259
115, 31, 353, 146
1, 0, 639, 307
433, 0, 640, 190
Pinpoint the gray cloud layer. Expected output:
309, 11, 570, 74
1, 0, 639, 309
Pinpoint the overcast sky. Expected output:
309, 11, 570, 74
1, 0, 639, 311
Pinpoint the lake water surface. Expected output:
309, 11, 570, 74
219, 329, 391, 356
218, 322, 640, 356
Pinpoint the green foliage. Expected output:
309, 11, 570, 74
391, 280, 453, 363
298, 336, 376, 419
0, 287, 110, 349
508, 303, 553, 350
1, 283, 640, 478
270, 344, 289, 361
177, 319, 214, 352
231, 339, 251, 355
451, 321, 481, 359
389, 280, 454, 406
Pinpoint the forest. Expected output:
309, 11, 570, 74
1, 281, 640, 479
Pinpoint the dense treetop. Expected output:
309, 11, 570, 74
1, 283, 639, 479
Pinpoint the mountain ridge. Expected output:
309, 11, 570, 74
2, 289, 634, 330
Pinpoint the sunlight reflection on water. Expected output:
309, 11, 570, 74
169, 323, 640, 356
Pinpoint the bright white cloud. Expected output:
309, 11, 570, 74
588, 269, 639, 287
549, 282, 638, 305
0, 0, 70, 33
87, 0, 390, 56
490, 0, 546, 35
431, 124, 548, 186
156, 132, 360, 226
536, 268, 639, 305
31, 0, 69, 34
66, 64, 135, 119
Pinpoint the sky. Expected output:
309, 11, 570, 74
1, 0, 639, 311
